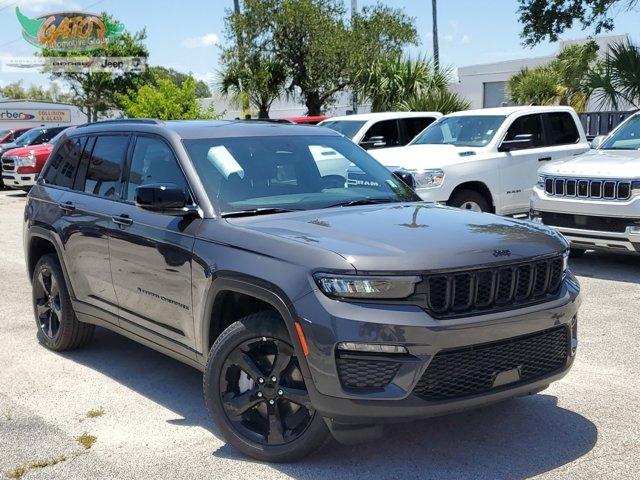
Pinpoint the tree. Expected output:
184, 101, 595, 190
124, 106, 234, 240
219, 0, 418, 116
0, 81, 73, 103
146, 67, 211, 98
508, 43, 598, 110
120, 77, 217, 120
397, 89, 471, 115
586, 41, 640, 109
40, 14, 149, 121
518, 0, 639, 46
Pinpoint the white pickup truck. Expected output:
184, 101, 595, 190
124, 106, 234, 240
369, 106, 590, 215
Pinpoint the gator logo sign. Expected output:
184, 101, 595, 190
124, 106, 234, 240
15, 7, 124, 51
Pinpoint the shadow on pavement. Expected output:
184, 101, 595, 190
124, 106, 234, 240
570, 250, 640, 284
63, 328, 597, 479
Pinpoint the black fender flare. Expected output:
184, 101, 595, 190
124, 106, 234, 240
200, 271, 312, 378
25, 226, 76, 298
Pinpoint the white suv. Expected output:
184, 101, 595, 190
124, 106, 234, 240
531, 112, 640, 255
319, 112, 441, 150
369, 106, 590, 215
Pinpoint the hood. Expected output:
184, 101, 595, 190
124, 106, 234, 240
369, 144, 485, 170
226, 203, 566, 272
3, 143, 52, 157
540, 149, 640, 178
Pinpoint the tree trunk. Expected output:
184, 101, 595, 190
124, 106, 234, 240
432, 0, 439, 72
305, 92, 323, 116
258, 105, 270, 118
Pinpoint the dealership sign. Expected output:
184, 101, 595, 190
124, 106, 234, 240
0, 109, 71, 123
15, 7, 124, 51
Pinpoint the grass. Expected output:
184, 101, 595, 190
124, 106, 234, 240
6, 466, 25, 479
6, 455, 67, 478
86, 408, 104, 418
76, 433, 97, 449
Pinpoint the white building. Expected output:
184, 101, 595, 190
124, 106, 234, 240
452, 34, 630, 110
0, 99, 87, 129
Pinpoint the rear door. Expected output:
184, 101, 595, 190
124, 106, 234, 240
497, 113, 546, 213
399, 116, 438, 145
107, 134, 200, 348
542, 111, 588, 159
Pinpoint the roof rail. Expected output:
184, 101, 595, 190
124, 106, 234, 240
76, 118, 163, 128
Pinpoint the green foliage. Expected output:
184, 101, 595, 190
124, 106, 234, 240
587, 41, 640, 109
220, 0, 418, 116
40, 13, 149, 121
518, 0, 639, 46
120, 77, 218, 120
508, 43, 598, 111
147, 67, 211, 98
397, 89, 471, 115
0, 81, 72, 103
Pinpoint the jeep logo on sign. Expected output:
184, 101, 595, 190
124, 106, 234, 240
493, 249, 511, 257
16, 7, 124, 51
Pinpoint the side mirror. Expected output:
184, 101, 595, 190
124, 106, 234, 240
135, 183, 195, 215
392, 170, 415, 189
590, 135, 606, 149
360, 136, 387, 150
499, 133, 534, 152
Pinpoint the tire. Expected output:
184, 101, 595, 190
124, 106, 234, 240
32, 254, 94, 351
448, 189, 491, 212
203, 311, 330, 462
569, 248, 586, 258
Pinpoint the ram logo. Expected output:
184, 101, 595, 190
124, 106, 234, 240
493, 249, 511, 257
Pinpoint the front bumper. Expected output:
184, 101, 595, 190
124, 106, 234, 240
1, 172, 36, 189
531, 186, 640, 253
294, 275, 580, 423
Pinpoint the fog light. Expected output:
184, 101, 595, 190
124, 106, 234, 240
337, 342, 407, 354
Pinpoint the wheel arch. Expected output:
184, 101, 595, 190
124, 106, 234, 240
25, 227, 71, 288
448, 181, 495, 213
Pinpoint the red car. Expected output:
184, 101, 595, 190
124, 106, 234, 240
1, 127, 74, 191
285, 115, 330, 124
0, 127, 32, 144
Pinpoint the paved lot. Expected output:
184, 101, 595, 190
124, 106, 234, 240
0, 188, 639, 479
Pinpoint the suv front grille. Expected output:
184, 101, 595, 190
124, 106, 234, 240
424, 256, 564, 318
413, 326, 569, 401
1, 156, 16, 172
543, 176, 631, 200
336, 353, 401, 390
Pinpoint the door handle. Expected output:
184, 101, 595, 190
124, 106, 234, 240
111, 214, 133, 226
538, 157, 552, 162
58, 201, 75, 213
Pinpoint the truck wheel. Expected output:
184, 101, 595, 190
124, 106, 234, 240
448, 189, 490, 212
32, 254, 95, 351
203, 311, 330, 462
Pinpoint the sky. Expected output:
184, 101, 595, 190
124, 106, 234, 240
1, 0, 639, 91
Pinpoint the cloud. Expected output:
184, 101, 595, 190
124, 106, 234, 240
18, 0, 81, 13
182, 33, 220, 49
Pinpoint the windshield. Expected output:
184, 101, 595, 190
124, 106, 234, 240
13, 128, 43, 146
413, 115, 506, 147
184, 134, 419, 215
600, 115, 640, 150
48, 127, 72, 145
0, 129, 10, 138
318, 120, 366, 139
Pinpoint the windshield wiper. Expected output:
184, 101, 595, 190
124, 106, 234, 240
221, 207, 299, 218
325, 198, 397, 209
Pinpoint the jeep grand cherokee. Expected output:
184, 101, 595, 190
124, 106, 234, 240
24, 119, 581, 462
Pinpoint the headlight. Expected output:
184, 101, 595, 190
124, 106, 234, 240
537, 175, 545, 188
562, 250, 569, 277
314, 273, 420, 299
410, 169, 445, 188
632, 180, 640, 196
13, 154, 36, 168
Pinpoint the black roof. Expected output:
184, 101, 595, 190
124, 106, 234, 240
73, 119, 340, 139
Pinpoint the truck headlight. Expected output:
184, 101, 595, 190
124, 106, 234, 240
537, 175, 545, 188
314, 274, 421, 299
13, 154, 36, 168
411, 169, 445, 188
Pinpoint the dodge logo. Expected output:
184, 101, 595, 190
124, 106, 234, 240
493, 249, 511, 257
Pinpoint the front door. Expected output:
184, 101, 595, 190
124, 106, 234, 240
107, 135, 201, 348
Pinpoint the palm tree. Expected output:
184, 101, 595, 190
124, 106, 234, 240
587, 41, 640, 109
432, 0, 439, 72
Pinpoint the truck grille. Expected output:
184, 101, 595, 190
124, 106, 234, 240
424, 256, 564, 318
1, 156, 16, 172
540, 211, 636, 233
543, 176, 631, 200
413, 326, 569, 401
336, 353, 401, 390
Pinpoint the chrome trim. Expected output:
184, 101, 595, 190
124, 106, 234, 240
543, 175, 634, 201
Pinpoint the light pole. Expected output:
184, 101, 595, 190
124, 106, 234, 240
432, 0, 439, 72
233, 0, 250, 117
351, 0, 358, 114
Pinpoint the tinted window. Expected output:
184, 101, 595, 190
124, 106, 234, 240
319, 120, 366, 139
544, 112, 579, 145
83, 135, 129, 199
402, 117, 437, 143
600, 114, 640, 150
43, 138, 85, 188
38, 127, 66, 144
415, 115, 505, 147
504, 114, 544, 148
362, 120, 400, 147
125, 136, 190, 202
14, 129, 43, 146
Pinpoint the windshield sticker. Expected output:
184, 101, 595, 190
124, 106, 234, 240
207, 146, 244, 180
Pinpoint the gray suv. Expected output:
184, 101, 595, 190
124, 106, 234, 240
24, 119, 581, 462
